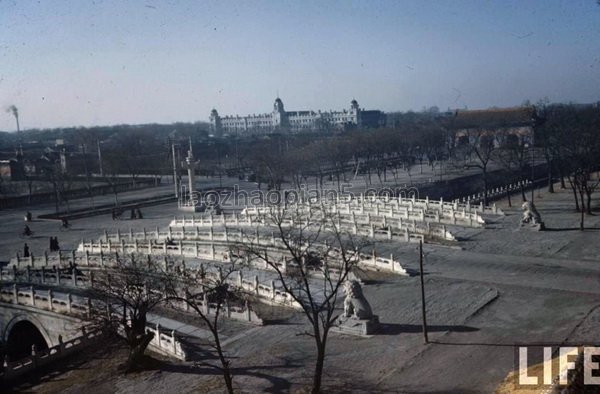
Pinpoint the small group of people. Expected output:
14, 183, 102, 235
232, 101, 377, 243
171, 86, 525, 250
112, 209, 123, 220
112, 207, 143, 220
49, 236, 60, 251
23, 225, 32, 237
130, 207, 143, 220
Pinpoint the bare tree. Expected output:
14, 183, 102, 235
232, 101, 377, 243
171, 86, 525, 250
236, 204, 367, 393
563, 106, 600, 230
463, 129, 498, 206
494, 132, 530, 206
164, 263, 240, 394
89, 255, 168, 372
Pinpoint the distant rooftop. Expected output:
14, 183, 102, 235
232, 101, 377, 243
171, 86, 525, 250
448, 106, 539, 129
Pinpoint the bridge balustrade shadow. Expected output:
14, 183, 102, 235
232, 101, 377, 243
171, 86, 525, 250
156, 358, 301, 393
544, 227, 600, 231
0, 335, 122, 392
377, 323, 479, 336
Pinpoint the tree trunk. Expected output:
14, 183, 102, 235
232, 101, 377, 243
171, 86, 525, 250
547, 166, 554, 193
580, 189, 585, 231
571, 184, 580, 212
312, 339, 326, 394
506, 187, 512, 208
482, 168, 488, 206
124, 331, 154, 372
213, 332, 234, 394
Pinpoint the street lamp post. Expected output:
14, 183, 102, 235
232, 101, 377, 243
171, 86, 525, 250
530, 145, 534, 204
524, 142, 534, 204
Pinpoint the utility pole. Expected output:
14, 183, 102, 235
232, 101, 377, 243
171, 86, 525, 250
96, 140, 103, 177
419, 240, 429, 344
172, 143, 179, 198
530, 146, 535, 204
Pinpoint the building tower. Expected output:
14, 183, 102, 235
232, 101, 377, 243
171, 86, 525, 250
209, 109, 222, 137
350, 99, 361, 126
272, 97, 288, 130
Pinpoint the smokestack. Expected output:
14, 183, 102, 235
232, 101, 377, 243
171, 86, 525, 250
6, 105, 20, 132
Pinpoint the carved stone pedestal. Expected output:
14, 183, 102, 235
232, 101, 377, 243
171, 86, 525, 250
520, 221, 545, 231
333, 315, 380, 336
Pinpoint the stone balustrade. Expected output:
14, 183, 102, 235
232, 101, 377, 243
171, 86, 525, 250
357, 251, 409, 275
458, 179, 531, 206
146, 323, 188, 361
241, 203, 483, 231
167, 211, 448, 242
0, 284, 91, 318
295, 193, 502, 216
9, 250, 127, 271
1, 265, 91, 288
1, 328, 104, 381
172, 295, 263, 324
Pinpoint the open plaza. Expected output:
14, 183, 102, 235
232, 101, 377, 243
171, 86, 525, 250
0, 168, 598, 393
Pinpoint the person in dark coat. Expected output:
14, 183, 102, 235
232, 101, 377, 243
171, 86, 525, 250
23, 243, 30, 257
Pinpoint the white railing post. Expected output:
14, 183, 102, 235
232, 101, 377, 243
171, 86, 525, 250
171, 330, 177, 354
271, 280, 276, 300
203, 292, 209, 315
156, 323, 161, 348
30, 286, 35, 307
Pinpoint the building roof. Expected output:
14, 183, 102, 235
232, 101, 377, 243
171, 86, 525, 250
448, 106, 538, 129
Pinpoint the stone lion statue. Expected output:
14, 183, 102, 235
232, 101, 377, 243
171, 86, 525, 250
343, 280, 373, 320
521, 201, 542, 225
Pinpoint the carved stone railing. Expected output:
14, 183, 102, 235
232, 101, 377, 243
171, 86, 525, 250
0, 284, 91, 318
146, 323, 188, 361
0, 328, 105, 381
458, 179, 531, 206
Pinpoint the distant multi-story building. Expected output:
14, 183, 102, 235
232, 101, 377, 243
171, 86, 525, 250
209, 97, 386, 136
444, 106, 542, 148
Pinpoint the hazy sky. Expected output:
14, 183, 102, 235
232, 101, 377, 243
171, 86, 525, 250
1, 0, 599, 130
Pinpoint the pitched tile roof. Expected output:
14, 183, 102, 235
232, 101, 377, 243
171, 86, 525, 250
448, 106, 538, 129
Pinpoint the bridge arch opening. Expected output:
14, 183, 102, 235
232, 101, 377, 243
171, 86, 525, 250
5, 320, 49, 360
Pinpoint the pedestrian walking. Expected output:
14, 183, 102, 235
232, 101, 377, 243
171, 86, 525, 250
23, 243, 30, 258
